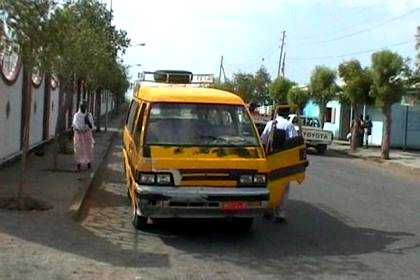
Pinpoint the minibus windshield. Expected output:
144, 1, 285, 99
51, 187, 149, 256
145, 103, 260, 147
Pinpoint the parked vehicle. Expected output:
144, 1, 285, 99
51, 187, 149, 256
288, 114, 333, 154
122, 70, 308, 230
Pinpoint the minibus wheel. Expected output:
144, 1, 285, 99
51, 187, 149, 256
131, 203, 148, 230
232, 217, 253, 232
317, 144, 327, 155
127, 176, 133, 201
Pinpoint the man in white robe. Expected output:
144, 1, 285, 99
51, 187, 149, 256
261, 111, 298, 223
72, 102, 94, 171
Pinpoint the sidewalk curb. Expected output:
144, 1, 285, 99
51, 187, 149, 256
328, 147, 420, 175
69, 131, 119, 221
329, 147, 363, 159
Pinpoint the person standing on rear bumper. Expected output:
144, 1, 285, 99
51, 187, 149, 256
261, 110, 298, 223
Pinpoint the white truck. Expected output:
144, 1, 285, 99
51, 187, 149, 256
288, 114, 333, 154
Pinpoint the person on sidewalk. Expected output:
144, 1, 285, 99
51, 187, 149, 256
364, 115, 372, 148
72, 102, 95, 171
261, 109, 298, 224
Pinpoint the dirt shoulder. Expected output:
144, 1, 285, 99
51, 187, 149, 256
328, 141, 420, 177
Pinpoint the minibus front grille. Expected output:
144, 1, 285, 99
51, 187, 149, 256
169, 201, 220, 208
180, 169, 257, 182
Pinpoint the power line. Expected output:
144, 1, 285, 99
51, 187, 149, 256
290, 7, 420, 45
260, 45, 278, 60
293, 6, 380, 41
224, 46, 277, 70
288, 40, 414, 61
223, 36, 286, 70
218, 8, 419, 76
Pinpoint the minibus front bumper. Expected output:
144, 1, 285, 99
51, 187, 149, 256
134, 185, 270, 218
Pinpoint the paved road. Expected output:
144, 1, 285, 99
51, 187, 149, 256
1, 137, 419, 280
80, 139, 420, 280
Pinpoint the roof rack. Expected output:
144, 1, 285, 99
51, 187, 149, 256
139, 70, 214, 85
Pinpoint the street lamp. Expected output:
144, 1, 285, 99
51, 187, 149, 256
130, 43, 146, 47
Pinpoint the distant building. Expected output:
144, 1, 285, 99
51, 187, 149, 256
303, 98, 420, 150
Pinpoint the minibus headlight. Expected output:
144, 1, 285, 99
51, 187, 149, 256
239, 175, 253, 184
253, 174, 266, 184
239, 174, 266, 186
137, 172, 174, 186
156, 174, 172, 185
139, 173, 155, 184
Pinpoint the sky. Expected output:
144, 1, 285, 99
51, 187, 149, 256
109, 0, 420, 86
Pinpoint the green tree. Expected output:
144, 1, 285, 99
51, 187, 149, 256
0, 0, 55, 206
338, 60, 372, 152
287, 86, 309, 135
211, 79, 235, 93
269, 76, 296, 105
287, 86, 309, 113
233, 72, 256, 102
45, 0, 129, 160
254, 66, 271, 104
309, 66, 339, 128
0, 0, 130, 174
370, 50, 408, 159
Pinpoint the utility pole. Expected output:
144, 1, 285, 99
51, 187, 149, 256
281, 51, 286, 77
218, 55, 224, 83
277, 31, 286, 78
218, 55, 227, 83
222, 64, 227, 83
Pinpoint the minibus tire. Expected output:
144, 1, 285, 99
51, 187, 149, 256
317, 144, 327, 155
131, 202, 148, 230
132, 214, 148, 230
232, 217, 253, 232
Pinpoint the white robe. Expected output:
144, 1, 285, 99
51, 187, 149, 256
72, 110, 95, 165
72, 110, 94, 132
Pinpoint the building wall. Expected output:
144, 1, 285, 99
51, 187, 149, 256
364, 103, 420, 149
0, 69, 23, 161
49, 86, 59, 138
100, 91, 108, 115
303, 100, 318, 118
303, 100, 341, 138
304, 100, 420, 149
29, 79, 45, 148
323, 100, 341, 138
405, 105, 420, 148
364, 106, 384, 146
0, 64, 119, 165
73, 92, 77, 114
100, 91, 114, 116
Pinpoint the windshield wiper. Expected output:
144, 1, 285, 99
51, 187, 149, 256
197, 134, 244, 147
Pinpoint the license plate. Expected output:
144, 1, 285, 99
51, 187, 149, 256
220, 201, 248, 211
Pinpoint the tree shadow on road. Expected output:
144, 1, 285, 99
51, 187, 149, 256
144, 199, 417, 277
0, 209, 169, 269
314, 150, 352, 159
0, 146, 169, 269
